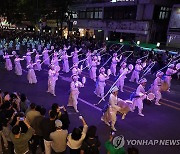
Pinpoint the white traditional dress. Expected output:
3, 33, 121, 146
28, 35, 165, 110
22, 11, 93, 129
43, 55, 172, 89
14, 58, 23, 76
34, 53, 42, 71
42, 49, 50, 65
152, 76, 163, 105
101, 93, 121, 130
164, 67, 177, 90
130, 64, 143, 83
90, 59, 99, 82
132, 84, 146, 112
27, 63, 37, 84
95, 73, 109, 98
110, 56, 120, 76
72, 50, 79, 64
47, 69, 59, 96
3, 55, 13, 71
62, 54, 70, 73
68, 80, 83, 112
116, 67, 131, 92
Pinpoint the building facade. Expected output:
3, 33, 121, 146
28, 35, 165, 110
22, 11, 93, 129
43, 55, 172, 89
167, 4, 180, 48
70, 0, 177, 44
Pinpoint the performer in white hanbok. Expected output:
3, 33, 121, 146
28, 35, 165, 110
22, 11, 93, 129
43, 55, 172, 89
110, 53, 120, 76
14, 55, 24, 76
151, 71, 164, 105
47, 66, 59, 96
68, 75, 84, 112
42, 48, 50, 65
86, 49, 92, 68
62, 51, 70, 73
94, 67, 109, 100
116, 62, 132, 92
129, 59, 144, 84
34, 51, 42, 71
132, 78, 147, 117
101, 86, 122, 131
23, 49, 34, 66
72, 47, 79, 64
27, 61, 37, 84
90, 56, 100, 82
164, 64, 177, 91
72, 63, 82, 76
3, 53, 13, 71
51, 52, 59, 66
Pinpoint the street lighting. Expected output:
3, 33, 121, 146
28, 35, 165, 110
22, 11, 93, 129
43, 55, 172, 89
137, 41, 140, 45
157, 42, 160, 47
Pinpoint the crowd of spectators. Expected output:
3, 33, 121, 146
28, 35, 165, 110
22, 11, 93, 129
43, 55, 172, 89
0, 89, 139, 154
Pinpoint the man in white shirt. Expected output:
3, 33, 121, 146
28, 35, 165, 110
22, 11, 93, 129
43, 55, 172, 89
50, 120, 68, 154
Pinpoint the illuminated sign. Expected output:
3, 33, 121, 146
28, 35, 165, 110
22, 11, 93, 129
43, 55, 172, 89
111, 0, 134, 2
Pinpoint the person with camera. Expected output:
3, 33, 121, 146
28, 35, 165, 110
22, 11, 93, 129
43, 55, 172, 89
10, 116, 34, 154
67, 115, 88, 154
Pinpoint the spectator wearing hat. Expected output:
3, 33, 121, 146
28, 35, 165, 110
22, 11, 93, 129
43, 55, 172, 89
132, 78, 147, 116
50, 120, 68, 154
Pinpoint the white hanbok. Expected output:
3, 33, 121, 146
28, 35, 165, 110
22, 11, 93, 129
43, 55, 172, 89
116, 68, 131, 92
86, 52, 92, 67
95, 73, 109, 98
27, 64, 37, 84
152, 77, 163, 104
68, 80, 83, 112
42, 50, 50, 65
14, 58, 23, 76
72, 51, 79, 64
101, 93, 121, 130
132, 84, 146, 111
3, 55, 13, 71
164, 68, 177, 89
130, 64, 143, 83
90, 60, 98, 82
47, 69, 59, 96
34, 54, 42, 71
110, 57, 119, 76
62, 54, 70, 73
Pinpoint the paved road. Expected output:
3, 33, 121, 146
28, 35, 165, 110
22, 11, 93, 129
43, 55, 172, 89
0, 59, 180, 154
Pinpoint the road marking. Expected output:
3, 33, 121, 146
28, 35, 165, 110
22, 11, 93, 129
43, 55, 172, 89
160, 102, 180, 111
78, 98, 102, 111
